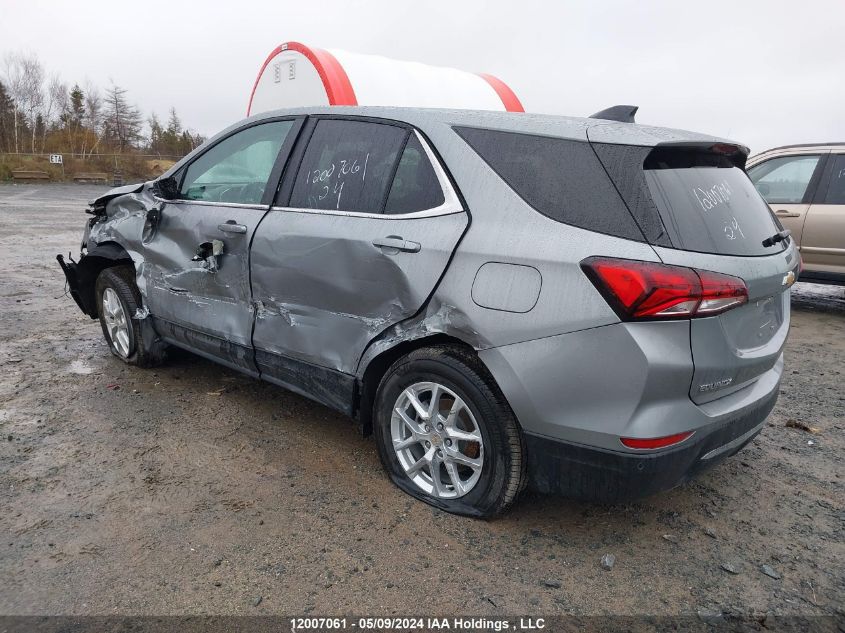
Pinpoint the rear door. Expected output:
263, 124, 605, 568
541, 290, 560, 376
143, 118, 301, 373
746, 152, 827, 246
800, 153, 845, 275
636, 146, 800, 404
249, 117, 467, 408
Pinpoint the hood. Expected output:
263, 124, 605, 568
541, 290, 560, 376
88, 182, 146, 214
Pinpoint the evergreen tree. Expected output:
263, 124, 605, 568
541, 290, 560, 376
0, 80, 16, 153
103, 83, 142, 152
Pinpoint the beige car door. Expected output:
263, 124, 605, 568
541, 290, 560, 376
747, 152, 827, 246
801, 153, 845, 274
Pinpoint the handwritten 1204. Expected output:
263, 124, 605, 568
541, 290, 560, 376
306, 154, 370, 210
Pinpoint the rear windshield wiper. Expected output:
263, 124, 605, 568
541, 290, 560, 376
762, 229, 791, 248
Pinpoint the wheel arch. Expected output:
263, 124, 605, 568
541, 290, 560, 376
72, 241, 135, 318
355, 333, 486, 437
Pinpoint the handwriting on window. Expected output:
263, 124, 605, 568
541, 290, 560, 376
694, 180, 733, 212
306, 154, 370, 210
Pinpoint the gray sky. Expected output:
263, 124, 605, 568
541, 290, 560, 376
2, 0, 842, 154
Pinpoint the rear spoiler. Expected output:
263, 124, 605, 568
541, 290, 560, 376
590, 105, 638, 123
646, 141, 750, 170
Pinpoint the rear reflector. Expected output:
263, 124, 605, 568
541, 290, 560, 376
621, 431, 694, 450
581, 257, 748, 320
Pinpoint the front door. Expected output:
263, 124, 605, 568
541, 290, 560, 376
250, 118, 468, 409
143, 119, 299, 373
747, 152, 827, 246
801, 153, 845, 275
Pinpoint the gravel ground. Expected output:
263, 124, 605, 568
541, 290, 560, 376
0, 183, 843, 618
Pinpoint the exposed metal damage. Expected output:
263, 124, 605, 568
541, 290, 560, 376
58, 171, 474, 426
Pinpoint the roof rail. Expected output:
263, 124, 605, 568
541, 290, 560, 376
756, 141, 845, 153
589, 105, 638, 123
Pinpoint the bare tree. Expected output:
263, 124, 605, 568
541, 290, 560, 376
41, 73, 67, 152
82, 80, 102, 157
7, 53, 46, 153
2, 50, 203, 162
2, 52, 27, 153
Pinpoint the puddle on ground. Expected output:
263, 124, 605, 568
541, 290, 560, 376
68, 359, 94, 375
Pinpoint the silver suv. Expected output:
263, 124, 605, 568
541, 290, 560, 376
58, 107, 798, 517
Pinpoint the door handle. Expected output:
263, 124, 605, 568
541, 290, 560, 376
372, 236, 421, 253
218, 221, 247, 234
775, 210, 800, 218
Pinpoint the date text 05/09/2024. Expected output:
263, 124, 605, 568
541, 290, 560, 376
289, 617, 547, 631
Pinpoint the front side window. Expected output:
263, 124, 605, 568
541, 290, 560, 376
747, 154, 821, 204
180, 120, 294, 204
290, 120, 407, 212
822, 154, 845, 204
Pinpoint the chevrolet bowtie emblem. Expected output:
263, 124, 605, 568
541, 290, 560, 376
782, 271, 796, 287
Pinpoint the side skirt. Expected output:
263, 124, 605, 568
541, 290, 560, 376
152, 317, 356, 416
255, 349, 356, 416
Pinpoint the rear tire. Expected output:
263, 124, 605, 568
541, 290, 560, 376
95, 266, 166, 367
373, 345, 526, 518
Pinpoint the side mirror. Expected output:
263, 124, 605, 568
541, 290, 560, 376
153, 176, 179, 200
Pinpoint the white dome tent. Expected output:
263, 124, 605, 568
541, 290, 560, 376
247, 41, 524, 115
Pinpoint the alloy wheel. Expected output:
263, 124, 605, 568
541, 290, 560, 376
102, 287, 131, 358
390, 381, 484, 499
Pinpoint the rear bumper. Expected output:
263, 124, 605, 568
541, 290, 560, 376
524, 385, 777, 502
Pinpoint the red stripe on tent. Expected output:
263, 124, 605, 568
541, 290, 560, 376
477, 73, 524, 113
247, 41, 358, 115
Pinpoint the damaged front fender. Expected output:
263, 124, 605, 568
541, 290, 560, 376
56, 242, 134, 318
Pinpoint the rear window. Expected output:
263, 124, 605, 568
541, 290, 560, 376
454, 126, 644, 241
384, 134, 445, 214
643, 148, 782, 256
290, 119, 406, 212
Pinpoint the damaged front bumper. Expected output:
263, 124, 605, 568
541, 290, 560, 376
56, 253, 98, 318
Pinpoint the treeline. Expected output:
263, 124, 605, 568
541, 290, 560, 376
0, 51, 205, 158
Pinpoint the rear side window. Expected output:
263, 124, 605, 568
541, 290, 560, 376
384, 134, 445, 214
454, 126, 644, 241
290, 119, 406, 212
746, 155, 822, 204
822, 154, 845, 204
644, 148, 781, 256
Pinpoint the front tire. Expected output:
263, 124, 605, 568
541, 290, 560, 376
95, 266, 165, 367
373, 346, 526, 518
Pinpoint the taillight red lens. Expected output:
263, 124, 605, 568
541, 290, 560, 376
621, 431, 694, 450
696, 270, 748, 315
581, 257, 748, 320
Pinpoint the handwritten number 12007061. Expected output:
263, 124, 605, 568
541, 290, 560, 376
306, 153, 370, 210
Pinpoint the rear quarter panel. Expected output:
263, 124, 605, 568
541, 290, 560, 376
394, 117, 661, 352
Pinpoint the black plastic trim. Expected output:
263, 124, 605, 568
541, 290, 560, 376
255, 348, 356, 416
797, 269, 845, 286
524, 387, 778, 502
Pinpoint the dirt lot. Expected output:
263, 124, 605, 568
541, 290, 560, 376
0, 184, 842, 618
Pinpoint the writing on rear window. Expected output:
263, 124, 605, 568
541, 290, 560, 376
694, 180, 733, 212
724, 216, 745, 241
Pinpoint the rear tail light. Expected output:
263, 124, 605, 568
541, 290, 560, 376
621, 431, 694, 450
581, 257, 748, 320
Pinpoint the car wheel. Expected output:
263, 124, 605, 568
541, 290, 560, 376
95, 266, 166, 367
373, 345, 526, 518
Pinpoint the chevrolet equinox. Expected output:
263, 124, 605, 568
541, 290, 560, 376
58, 106, 798, 517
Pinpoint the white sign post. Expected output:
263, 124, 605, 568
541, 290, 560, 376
49, 154, 64, 178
